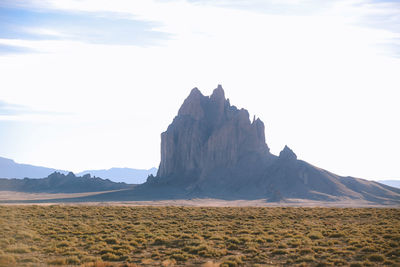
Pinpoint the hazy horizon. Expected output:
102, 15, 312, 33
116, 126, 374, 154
1, 0, 400, 181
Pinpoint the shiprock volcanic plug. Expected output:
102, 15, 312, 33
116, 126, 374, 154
45, 85, 400, 204
139, 85, 399, 203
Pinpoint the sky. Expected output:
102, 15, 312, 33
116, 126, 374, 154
0, 0, 399, 180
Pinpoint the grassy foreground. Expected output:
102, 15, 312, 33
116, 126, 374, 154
0, 206, 399, 266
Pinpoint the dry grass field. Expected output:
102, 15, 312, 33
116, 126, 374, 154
0, 206, 399, 266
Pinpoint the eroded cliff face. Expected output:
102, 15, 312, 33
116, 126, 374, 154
157, 85, 270, 179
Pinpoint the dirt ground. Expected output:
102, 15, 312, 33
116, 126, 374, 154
0, 191, 398, 207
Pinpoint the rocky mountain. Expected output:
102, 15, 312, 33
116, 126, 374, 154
157, 86, 271, 184
15, 85, 398, 204
77, 167, 157, 184
0, 172, 131, 193
136, 85, 399, 204
0, 156, 68, 178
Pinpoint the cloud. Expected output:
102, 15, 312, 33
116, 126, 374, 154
0, 43, 35, 54
184, 0, 400, 56
187, 0, 334, 15
0, 101, 32, 116
0, 5, 170, 54
0, 100, 71, 121
341, 0, 400, 56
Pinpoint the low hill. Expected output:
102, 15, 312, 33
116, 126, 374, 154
0, 172, 131, 193
77, 167, 157, 184
0, 155, 156, 184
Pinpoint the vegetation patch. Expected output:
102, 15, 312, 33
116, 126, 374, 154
0, 206, 398, 266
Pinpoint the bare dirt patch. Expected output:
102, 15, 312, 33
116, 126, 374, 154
0, 189, 128, 201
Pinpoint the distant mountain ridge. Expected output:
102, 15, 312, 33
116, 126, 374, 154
0, 156, 157, 184
0, 156, 68, 178
0, 172, 131, 193
378, 180, 400, 189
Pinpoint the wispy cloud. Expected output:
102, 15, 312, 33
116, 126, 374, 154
0, 100, 71, 121
185, 0, 400, 56
0, 43, 35, 54
339, 0, 400, 57
0, 101, 34, 116
187, 0, 334, 15
0, 4, 170, 54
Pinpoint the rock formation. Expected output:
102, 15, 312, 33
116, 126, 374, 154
142, 85, 399, 203
0, 172, 130, 193
158, 85, 270, 182
56, 85, 399, 204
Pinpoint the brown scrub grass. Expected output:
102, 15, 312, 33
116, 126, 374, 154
0, 205, 399, 266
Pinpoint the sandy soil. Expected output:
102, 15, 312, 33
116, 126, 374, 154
0, 191, 398, 207
0, 189, 128, 201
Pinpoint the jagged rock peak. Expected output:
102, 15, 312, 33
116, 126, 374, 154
210, 84, 225, 101
67, 172, 76, 178
189, 87, 204, 98
252, 116, 263, 125
48, 172, 62, 179
279, 145, 297, 161
178, 85, 229, 121
178, 87, 206, 120
252, 115, 262, 124
157, 85, 270, 179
